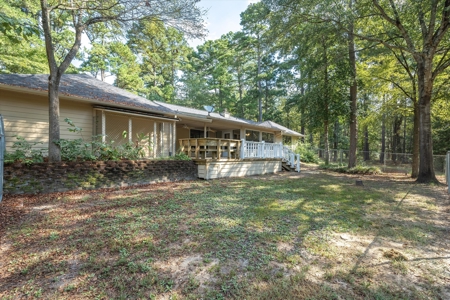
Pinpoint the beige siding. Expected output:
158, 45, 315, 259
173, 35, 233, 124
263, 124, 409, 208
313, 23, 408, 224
1, 90, 92, 152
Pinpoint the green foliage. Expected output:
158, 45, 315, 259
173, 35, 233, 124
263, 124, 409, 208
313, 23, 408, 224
174, 152, 191, 161
0, 2, 48, 73
52, 119, 151, 162
319, 164, 381, 175
4, 136, 44, 165
294, 143, 319, 163
0, 11, 39, 43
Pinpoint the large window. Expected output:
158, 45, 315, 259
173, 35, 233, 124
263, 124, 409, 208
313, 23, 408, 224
245, 130, 260, 142
262, 132, 274, 143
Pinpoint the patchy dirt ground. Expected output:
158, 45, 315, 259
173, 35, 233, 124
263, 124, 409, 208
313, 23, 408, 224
1, 166, 449, 299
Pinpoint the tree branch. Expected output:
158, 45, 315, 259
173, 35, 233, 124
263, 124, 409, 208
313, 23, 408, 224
372, 0, 416, 52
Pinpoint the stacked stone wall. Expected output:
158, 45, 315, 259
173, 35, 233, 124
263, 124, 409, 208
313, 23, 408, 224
3, 160, 198, 194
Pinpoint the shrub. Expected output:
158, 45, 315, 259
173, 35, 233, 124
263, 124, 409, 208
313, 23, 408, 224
174, 152, 191, 160
319, 164, 381, 175
4, 136, 44, 165
294, 143, 319, 163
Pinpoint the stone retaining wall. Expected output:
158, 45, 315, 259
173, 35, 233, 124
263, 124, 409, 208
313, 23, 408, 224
3, 160, 198, 194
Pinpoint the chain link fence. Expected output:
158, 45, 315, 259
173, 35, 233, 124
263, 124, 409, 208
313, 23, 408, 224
314, 148, 447, 176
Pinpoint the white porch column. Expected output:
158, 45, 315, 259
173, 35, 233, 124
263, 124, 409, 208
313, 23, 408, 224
101, 110, 106, 143
161, 122, 164, 156
153, 122, 157, 158
204, 124, 207, 138
259, 131, 262, 142
173, 121, 177, 154
240, 128, 246, 140
128, 118, 132, 143
240, 139, 246, 159
261, 141, 265, 158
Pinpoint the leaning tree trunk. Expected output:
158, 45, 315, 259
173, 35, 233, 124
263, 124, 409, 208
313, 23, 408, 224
411, 100, 420, 178
416, 60, 437, 183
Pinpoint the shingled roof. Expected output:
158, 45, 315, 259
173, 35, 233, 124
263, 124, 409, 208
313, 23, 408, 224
0, 74, 174, 114
0, 74, 303, 137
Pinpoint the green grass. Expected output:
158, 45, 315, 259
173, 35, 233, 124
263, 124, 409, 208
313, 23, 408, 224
0, 171, 447, 299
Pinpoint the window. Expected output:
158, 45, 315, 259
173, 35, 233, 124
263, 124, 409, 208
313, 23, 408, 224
245, 130, 260, 142
262, 132, 274, 143
233, 129, 240, 140
190, 129, 204, 138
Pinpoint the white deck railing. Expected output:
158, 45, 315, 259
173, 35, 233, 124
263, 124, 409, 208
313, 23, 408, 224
240, 140, 300, 172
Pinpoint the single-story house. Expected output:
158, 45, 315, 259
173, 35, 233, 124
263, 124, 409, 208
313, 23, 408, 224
0, 74, 303, 179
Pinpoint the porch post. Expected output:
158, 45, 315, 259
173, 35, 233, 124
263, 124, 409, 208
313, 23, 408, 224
259, 131, 262, 142
261, 141, 265, 158
204, 124, 207, 138
173, 121, 177, 155
101, 110, 106, 143
128, 118, 132, 143
153, 122, 157, 158
240, 139, 246, 159
161, 123, 164, 156
168, 123, 172, 156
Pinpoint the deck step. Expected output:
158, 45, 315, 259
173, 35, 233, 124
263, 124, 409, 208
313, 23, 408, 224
282, 161, 294, 171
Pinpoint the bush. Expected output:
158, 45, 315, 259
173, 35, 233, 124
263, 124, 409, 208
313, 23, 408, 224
319, 164, 381, 175
294, 143, 319, 163
4, 136, 44, 165
174, 152, 191, 160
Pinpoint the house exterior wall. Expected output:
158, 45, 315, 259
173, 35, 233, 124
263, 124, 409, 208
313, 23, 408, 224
0, 90, 92, 152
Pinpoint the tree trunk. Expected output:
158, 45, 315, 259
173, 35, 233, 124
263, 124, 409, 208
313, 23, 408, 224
411, 101, 420, 178
257, 36, 262, 122
416, 59, 437, 183
324, 120, 329, 165
333, 121, 339, 162
48, 76, 61, 162
300, 85, 305, 142
363, 125, 369, 161
348, 10, 358, 168
392, 115, 402, 162
380, 105, 386, 164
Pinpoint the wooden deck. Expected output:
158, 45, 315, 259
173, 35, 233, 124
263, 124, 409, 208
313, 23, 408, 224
179, 138, 241, 160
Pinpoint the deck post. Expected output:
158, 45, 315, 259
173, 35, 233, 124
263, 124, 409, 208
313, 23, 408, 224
296, 154, 300, 172
240, 139, 246, 159
261, 141, 265, 158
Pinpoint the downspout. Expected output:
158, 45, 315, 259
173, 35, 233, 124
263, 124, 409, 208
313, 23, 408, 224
0, 115, 4, 202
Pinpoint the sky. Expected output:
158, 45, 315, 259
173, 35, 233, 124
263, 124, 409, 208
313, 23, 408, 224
188, 0, 259, 48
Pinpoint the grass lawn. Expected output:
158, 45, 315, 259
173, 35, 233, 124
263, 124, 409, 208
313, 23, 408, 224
0, 166, 449, 299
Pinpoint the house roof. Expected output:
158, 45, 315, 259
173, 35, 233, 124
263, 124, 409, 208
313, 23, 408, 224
0, 74, 303, 137
259, 121, 303, 137
0, 74, 174, 114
